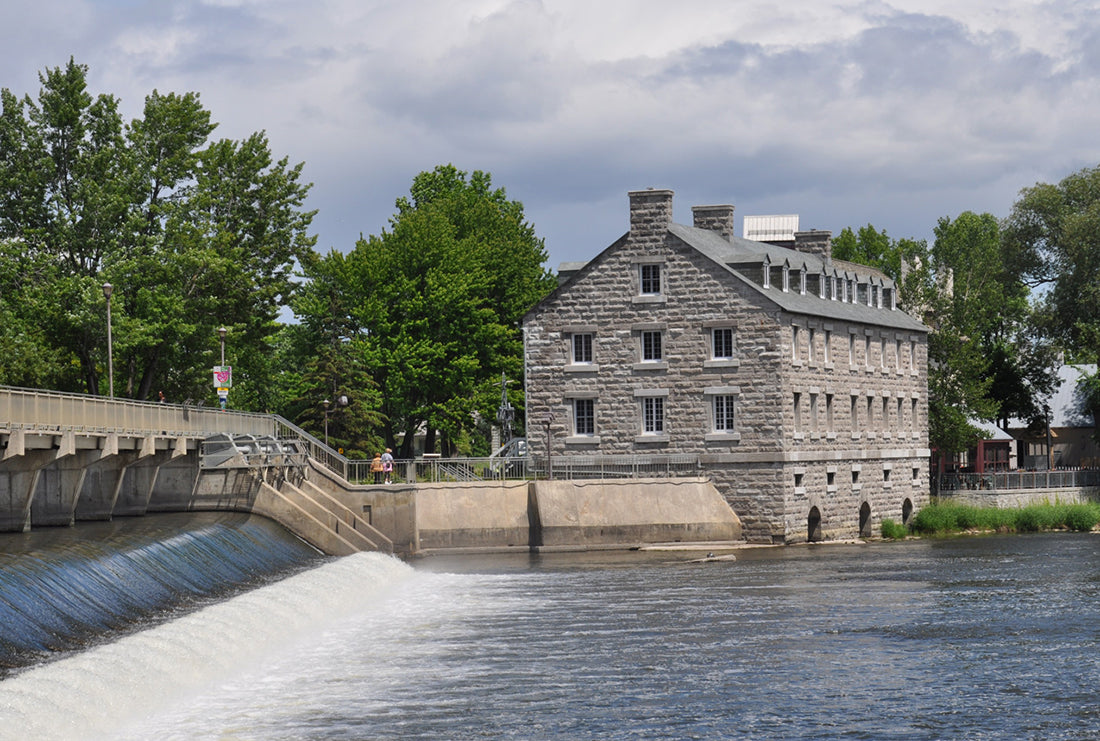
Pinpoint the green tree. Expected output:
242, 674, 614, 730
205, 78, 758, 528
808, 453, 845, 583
0, 60, 316, 404
832, 224, 927, 310
296, 165, 556, 456
1003, 164, 1100, 357
835, 215, 1053, 452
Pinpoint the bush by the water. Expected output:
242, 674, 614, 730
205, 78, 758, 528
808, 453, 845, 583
880, 518, 909, 539
907, 500, 1100, 536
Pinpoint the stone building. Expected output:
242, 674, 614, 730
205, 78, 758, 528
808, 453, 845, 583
521, 188, 931, 543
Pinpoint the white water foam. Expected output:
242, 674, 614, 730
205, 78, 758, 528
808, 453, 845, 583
0, 552, 413, 741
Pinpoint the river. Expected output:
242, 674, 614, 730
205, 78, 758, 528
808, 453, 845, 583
1, 521, 1098, 739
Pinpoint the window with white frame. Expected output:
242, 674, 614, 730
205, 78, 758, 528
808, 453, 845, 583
824, 330, 832, 365
792, 325, 800, 363
880, 338, 887, 368
572, 333, 593, 364
713, 395, 736, 432
573, 398, 595, 436
640, 263, 661, 295
864, 336, 872, 367
641, 330, 662, 362
712, 327, 734, 360
808, 328, 816, 366
641, 396, 665, 434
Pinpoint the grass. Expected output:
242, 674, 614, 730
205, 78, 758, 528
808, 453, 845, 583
887, 499, 1100, 538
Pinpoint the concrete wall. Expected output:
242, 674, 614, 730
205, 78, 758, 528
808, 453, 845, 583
945, 487, 1100, 509
531, 477, 742, 548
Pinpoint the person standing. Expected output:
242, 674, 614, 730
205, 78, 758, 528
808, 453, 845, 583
370, 452, 384, 484
381, 448, 394, 484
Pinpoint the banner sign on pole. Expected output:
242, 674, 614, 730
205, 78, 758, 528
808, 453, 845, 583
213, 365, 232, 388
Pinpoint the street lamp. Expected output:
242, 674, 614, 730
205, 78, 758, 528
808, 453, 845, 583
102, 283, 114, 398
322, 399, 331, 446
543, 411, 555, 480
218, 326, 227, 365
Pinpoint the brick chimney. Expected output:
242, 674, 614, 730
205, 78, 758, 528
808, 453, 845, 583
692, 204, 735, 241
794, 229, 832, 262
628, 188, 674, 235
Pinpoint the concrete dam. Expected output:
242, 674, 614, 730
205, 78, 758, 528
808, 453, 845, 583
0, 387, 743, 558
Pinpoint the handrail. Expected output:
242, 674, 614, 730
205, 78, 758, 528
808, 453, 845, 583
938, 469, 1100, 493
0, 385, 273, 438
272, 415, 349, 480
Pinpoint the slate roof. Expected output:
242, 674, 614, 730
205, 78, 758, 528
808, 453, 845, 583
528, 220, 928, 334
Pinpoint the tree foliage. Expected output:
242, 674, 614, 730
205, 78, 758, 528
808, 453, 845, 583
836, 213, 1056, 453
294, 165, 556, 457
1003, 164, 1100, 359
0, 59, 316, 404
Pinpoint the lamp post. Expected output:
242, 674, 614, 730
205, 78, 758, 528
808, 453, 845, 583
102, 283, 114, 398
543, 412, 555, 480
322, 399, 331, 446
218, 326, 227, 365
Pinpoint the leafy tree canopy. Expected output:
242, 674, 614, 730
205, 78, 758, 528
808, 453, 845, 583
293, 165, 556, 457
0, 59, 316, 404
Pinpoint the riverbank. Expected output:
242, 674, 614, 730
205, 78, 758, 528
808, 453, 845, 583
883, 499, 1100, 538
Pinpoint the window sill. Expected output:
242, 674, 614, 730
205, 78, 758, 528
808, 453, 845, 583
704, 432, 741, 443
564, 364, 600, 374
703, 359, 739, 369
793, 432, 805, 441
634, 434, 670, 445
565, 435, 601, 446
632, 361, 668, 372
631, 295, 666, 305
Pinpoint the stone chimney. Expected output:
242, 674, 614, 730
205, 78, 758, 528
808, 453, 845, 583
692, 204, 735, 241
628, 188, 674, 235
794, 229, 832, 262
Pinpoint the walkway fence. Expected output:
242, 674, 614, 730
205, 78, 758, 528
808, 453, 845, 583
937, 469, 1100, 494
0, 385, 273, 438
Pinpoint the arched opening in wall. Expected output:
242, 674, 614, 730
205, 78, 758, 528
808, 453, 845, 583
858, 501, 872, 538
807, 506, 823, 542
902, 498, 914, 525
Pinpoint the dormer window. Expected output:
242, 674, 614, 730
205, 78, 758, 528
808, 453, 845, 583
762, 257, 772, 288
799, 267, 807, 295
782, 266, 791, 292
819, 270, 827, 299
640, 263, 661, 295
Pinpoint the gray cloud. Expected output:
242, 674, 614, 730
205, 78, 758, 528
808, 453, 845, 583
2, 0, 1099, 271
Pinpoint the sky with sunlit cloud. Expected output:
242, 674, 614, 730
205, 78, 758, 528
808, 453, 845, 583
3, 0, 1099, 274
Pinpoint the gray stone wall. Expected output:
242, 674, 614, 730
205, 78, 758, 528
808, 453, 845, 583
524, 193, 930, 543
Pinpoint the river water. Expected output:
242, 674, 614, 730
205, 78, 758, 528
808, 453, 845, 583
1, 525, 1099, 740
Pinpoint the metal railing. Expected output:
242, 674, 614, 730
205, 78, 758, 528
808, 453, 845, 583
538, 453, 702, 480
0, 388, 709, 485
938, 469, 1100, 493
0, 385, 274, 438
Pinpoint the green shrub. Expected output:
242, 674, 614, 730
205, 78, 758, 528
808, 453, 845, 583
1063, 504, 1100, 532
881, 518, 909, 539
910, 503, 961, 534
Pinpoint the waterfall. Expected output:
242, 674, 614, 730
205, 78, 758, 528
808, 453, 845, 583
0, 549, 411, 740
0, 512, 326, 673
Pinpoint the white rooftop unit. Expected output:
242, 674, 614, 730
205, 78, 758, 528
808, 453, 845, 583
743, 214, 799, 242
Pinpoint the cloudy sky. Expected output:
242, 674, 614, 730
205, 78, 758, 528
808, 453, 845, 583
3, 0, 1099, 271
